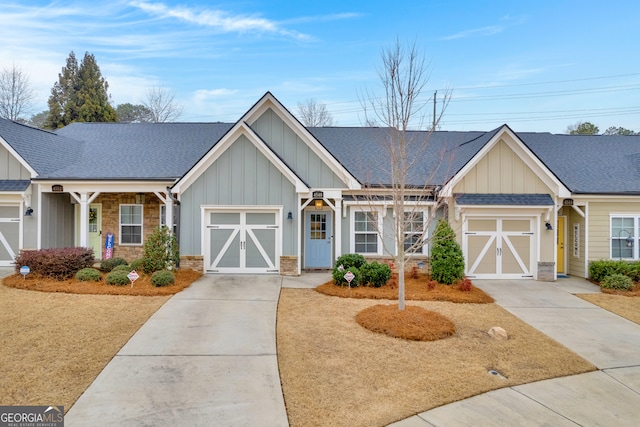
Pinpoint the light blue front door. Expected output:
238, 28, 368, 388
305, 211, 332, 268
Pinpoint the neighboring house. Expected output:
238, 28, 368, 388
0, 92, 638, 280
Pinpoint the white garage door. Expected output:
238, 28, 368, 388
0, 205, 20, 267
204, 208, 281, 274
464, 217, 534, 279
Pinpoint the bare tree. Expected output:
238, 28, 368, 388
0, 64, 36, 121
142, 86, 183, 122
297, 98, 334, 127
360, 39, 451, 310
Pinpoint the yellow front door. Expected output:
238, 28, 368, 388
557, 217, 565, 273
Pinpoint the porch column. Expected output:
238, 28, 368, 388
154, 191, 174, 231
334, 197, 342, 260
70, 192, 100, 248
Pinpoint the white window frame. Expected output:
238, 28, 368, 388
610, 215, 639, 260
350, 207, 383, 255
120, 204, 144, 245
403, 210, 428, 255
160, 204, 166, 227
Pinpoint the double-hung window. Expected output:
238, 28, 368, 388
403, 211, 426, 254
120, 204, 143, 245
611, 215, 638, 259
353, 210, 380, 254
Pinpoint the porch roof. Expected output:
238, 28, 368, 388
455, 193, 555, 206
0, 180, 30, 191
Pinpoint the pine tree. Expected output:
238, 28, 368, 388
45, 51, 117, 129
430, 218, 465, 285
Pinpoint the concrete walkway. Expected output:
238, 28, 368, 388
390, 277, 640, 427
65, 273, 326, 427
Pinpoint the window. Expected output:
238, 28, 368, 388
403, 211, 426, 253
611, 216, 638, 259
353, 211, 380, 254
309, 213, 327, 240
120, 204, 143, 245
160, 204, 166, 227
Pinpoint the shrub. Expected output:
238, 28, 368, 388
143, 226, 179, 274
105, 270, 131, 286
101, 257, 128, 272
588, 260, 630, 283
129, 258, 145, 272
75, 268, 102, 282
14, 247, 95, 280
430, 219, 465, 285
335, 253, 367, 271
151, 270, 175, 287
332, 266, 361, 287
427, 280, 437, 290
625, 262, 640, 282
457, 277, 473, 292
601, 274, 633, 291
360, 261, 392, 287
112, 264, 132, 273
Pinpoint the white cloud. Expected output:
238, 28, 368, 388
128, 1, 309, 40
441, 25, 504, 40
193, 88, 239, 102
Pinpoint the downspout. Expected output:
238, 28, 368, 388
167, 187, 181, 268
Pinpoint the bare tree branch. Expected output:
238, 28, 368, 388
297, 98, 334, 127
0, 64, 35, 121
142, 86, 183, 122
358, 38, 452, 310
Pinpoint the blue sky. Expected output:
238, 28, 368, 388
1, 0, 639, 133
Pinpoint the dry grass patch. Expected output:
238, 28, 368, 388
2, 269, 201, 296
316, 274, 494, 304
277, 289, 596, 427
0, 281, 169, 411
356, 304, 456, 341
579, 292, 640, 325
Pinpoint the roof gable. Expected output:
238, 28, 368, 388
172, 121, 309, 193
441, 125, 571, 198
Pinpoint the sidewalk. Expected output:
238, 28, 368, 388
390, 277, 640, 426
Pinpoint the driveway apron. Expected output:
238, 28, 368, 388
65, 275, 288, 427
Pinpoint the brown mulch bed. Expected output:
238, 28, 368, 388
2, 269, 202, 296
356, 304, 456, 341
316, 273, 495, 304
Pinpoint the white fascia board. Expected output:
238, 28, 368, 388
173, 121, 309, 194
244, 93, 361, 190
0, 136, 38, 177
440, 126, 571, 198
33, 180, 174, 193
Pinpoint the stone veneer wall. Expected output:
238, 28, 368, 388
180, 255, 203, 272
95, 193, 162, 262
280, 256, 298, 276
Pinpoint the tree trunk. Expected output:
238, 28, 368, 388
398, 258, 405, 311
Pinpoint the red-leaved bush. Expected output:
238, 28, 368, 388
14, 247, 95, 280
457, 277, 473, 292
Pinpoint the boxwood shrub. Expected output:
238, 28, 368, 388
112, 264, 132, 273
360, 261, 392, 287
101, 257, 128, 272
75, 267, 102, 282
105, 270, 131, 286
601, 273, 633, 291
151, 270, 175, 287
129, 258, 145, 272
335, 253, 367, 271
332, 265, 361, 287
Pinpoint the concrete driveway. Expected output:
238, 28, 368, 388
391, 277, 640, 427
65, 275, 294, 427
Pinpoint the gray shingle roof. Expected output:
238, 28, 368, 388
0, 118, 82, 176
0, 180, 31, 191
455, 193, 554, 206
54, 122, 233, 180
2, 112, 640, 195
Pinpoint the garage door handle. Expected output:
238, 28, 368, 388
496, 248, 502, 256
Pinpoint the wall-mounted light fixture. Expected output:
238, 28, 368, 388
618, 229, 634, 260
545, 222, 553, 231
314, 199, 323, 210
135, 193, 145, 204
25, 207, 33, 216
287, 211, 293, 220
